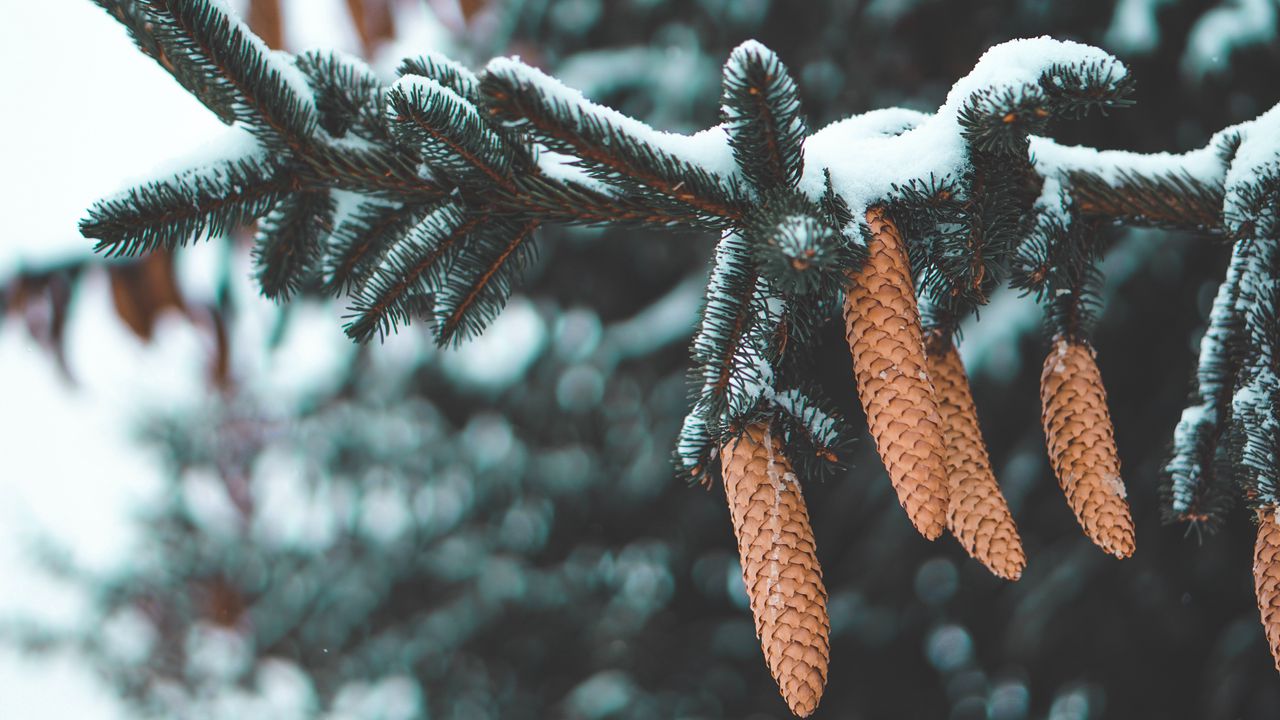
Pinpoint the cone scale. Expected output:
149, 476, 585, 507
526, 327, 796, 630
721, 423, 830, 717
1255, 506, 1280, 673
842, 207, 949, 539
1039, 338, 1135, 558
926, 340, 1026, 580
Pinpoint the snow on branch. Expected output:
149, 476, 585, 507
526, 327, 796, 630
79, 4, 1280, 705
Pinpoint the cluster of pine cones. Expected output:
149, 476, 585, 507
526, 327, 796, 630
720, 208, 1137, 717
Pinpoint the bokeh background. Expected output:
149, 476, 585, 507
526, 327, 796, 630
2, 1, 1279, 718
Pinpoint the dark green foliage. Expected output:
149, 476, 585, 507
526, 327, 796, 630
772, 386, 852, 482
323, 200, 435, 296
675, 411, 716, 484
140, 0, 318, 150
296, 50, 387, 140
689, 233, 771, 422
1009, 212, 1106, 341
721, 41, 806, 193
82, 154, 288, 258
1037, 60, 1136, 119
480, 61, 749, 225
398, 52, 480, 102
958, 60, 1132, 157
387, 76, 519, 188
76, 0, 1280, 618
1226, 168, 1280, 240
1163, 240, 1250, 527
742, 191, 853, 297
820, 169, 854, 232
1068, 169, 1225, 233
253, 190, 335, 300
500, 172, 713, 228
432, 218, 541, 346
44, 2, 1280, 717
958, 83, 1052, 156
343, 202, 475, 342
304, 140, 442, 197
1227, 239, 1280, 507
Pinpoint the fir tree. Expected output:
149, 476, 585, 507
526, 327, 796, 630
67, 0, 1280, 715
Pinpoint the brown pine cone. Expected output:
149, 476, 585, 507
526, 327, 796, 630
722, 424, 830, 717
843, 207, 949, 540
1255, 506, 1280, 673
1039, 338, 1135, 558
926, 340, 1026, 580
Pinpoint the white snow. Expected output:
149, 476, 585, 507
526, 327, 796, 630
1030, 134, 1228, 188
720, 41, 805, 144
536, 149, 616, 195
484, 56, 742, 179
1224, 102, 1280, 227
676, 412, 710, 471
801, 38, 1124, 220
1172, 403, 1213, 448
773, 388, 838, 441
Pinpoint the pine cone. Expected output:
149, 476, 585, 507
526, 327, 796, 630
1255, 506, 1280, 673
1039, 338, 1135, 558
843, 207, 949, 539
927, 340, 1026, 580
722, 424, 829, 717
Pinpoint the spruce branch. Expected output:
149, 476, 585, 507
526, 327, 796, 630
432, 217, 541, 346
140, 0, 319, 151
343, 202, 479, 342
690, 233, 771, 423
1163, 239, 1252, 528
253, 190, 335, 300
296, 49, 387, 140
1229, 238, 1280, 507
480, 58, 750, 225
387, 75, 522, 189
1068, 169, 1225, 232
398, 51, 481, 102
771, 386, 852, 482
323, 200, 436, 296
721, 40, 807, 193
77, 14, 1280, 702
741, 191, 855, 297
83, 154, 291, 258
92, 0, 238, 123
675, 410, 716, 486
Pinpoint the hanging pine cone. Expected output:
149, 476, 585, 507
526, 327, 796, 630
926, 339, 1026, 580
843, 207, 949, 539
1039, 338, 1135, 558
1255, 506, 1280, 673
722, 423, 830, 717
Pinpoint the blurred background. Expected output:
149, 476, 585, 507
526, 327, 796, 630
1, 0, 1279, 718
